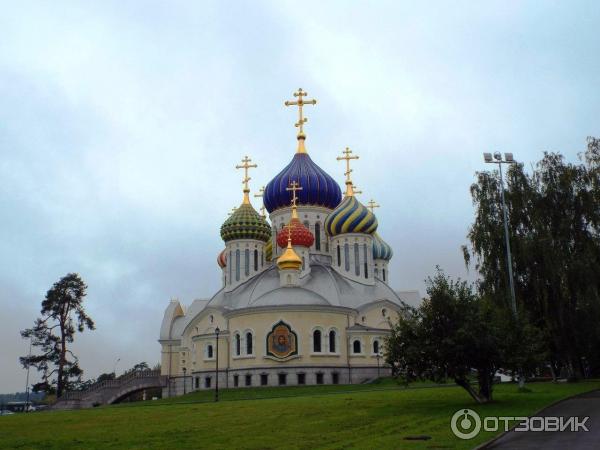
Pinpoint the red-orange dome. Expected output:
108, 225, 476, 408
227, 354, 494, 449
276, 218, 314, 248
217, 249, 227, 268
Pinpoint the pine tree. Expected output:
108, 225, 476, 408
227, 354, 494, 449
20, 273, 95, 397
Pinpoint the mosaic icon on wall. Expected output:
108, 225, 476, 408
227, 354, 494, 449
266, 321, 298, 359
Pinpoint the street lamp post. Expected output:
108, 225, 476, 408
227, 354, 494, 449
483, 152, 518, 318
113, 357, 120, 377
215, 327, 220, 402
25, 339, 32, 413
182, 367, 187, 395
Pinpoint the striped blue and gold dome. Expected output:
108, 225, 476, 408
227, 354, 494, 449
372, 232, 393, 260
324, 195, 378, 236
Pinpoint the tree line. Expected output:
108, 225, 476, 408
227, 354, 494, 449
387, 137, 600, 403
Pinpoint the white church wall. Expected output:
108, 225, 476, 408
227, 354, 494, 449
329, 233, 375, 285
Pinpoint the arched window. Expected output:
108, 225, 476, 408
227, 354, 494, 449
286, 274, 292, 284
382, 268, 386, 282
229, 251, 232, 284
315, 223, 321, 251
244, 249, 250, 276
353, 339, 361, 354
363, 243, 368, 279
254, 249, 258, 271
354, 243, 360, 276
344, 244, 350, 271
235, 250, 240, 281
337, 245, 341, 267
303, 220, 310, 229
261, 251, 264, 267
246, 332, 253, 355
329, 330, 336, 353
207, 344, 214, 359
382, 308, 387, 317
373, 340, 379, 355
209, 314, 214, 323
374, 267, 379, 277
235, 333, 241, 356
313, 330, 322, 352
302, 256, 305, 271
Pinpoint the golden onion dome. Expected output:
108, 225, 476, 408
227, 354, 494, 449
277, 240, 302, 271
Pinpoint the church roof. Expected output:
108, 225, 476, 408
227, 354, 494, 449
204, 263, 407, 311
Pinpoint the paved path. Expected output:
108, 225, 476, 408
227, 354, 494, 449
486, 390, 600, 449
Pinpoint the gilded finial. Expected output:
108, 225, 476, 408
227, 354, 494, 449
367, 199, 380, 213
286, 181, 303, 219
236, 155, 258, 204
336, 147, 360, 197
254, 186, 267, 217
284, 88, 317, 153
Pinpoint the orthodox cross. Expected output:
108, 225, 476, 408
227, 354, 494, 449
254, 185, 267, 217
236, 155, 257, 191
286, 181, 303, 208
353, 185, 363, 195
367, 199, 380, 213
337, 147, 359, 184
284, 88, 317, 137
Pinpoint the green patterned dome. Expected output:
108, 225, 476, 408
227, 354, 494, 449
220, 202, 271, 243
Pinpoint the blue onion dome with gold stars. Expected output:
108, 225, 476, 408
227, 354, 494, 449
264, 88, 342, 213
372, 232, 393, 260
220, 156, 272, 243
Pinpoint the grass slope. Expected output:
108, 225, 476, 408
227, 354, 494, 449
1, 381, 598, 449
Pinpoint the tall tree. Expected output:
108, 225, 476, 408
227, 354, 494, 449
20, 273, 95, 397
463, 138, 600, 379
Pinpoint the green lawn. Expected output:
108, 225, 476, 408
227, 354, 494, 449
1, 381, 598, 449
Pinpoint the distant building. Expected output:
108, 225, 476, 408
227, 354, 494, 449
159, 89, 420, 396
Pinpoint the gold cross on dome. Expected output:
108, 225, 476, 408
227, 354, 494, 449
367, 199, 380, 213
337, 147, 360, 182
286, 181, 303, 207
353, 186, 363, 195
285, 88, 317, 138
254, 186, 267, 217
254, 186, 265, 199
236, 155, 258, 192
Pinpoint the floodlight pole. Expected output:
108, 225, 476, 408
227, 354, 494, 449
498, 163, 517, 319
484, 153, 517, 319
484, 152, 523, 388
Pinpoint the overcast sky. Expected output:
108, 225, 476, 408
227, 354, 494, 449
1, 1, 598, 392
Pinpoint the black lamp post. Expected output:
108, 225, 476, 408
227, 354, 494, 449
215, 327, 220, 402
182, 367, 187, 395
